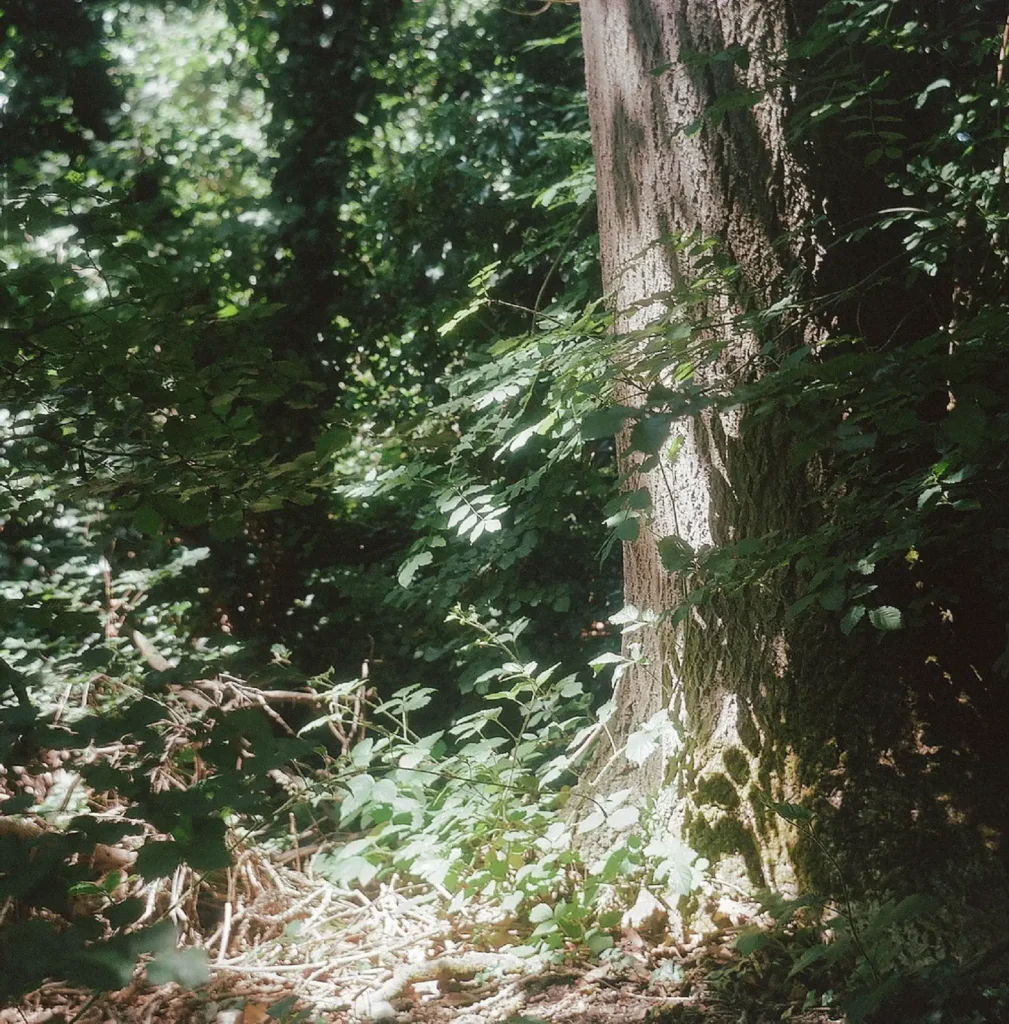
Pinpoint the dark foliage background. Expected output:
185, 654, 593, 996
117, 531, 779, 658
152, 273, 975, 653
1, 1, 1008, 1018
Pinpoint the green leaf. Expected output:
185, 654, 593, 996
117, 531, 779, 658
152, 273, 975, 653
915, 77, 950, 108
735, 930, 770, 955
840, 604, 865, 636
786, 936, 852, 979
105, 897, 146, 930
268, 996, 300, 1019
65, 947, 137, 991
868, 606, 902, 631
528, 903, 553, 924
770, 801, 813, 823
581, 406, 636, 440
68, 882, 108, 898
438, 299, 481, 336
626, 487, 651, 511
576, 809, 605, 834
398, 550, 433, 588
608, 805, 640, 830
615, 517, 640, 542
316, 425, 352, 458
946, 403, 986, 447
146, 946, 209, 987
625, 729, 660, 765
630, 415, 669, 455
133, 507, 163, 536
136, 841, 185, 880
917, 485, 942, 509
209, 514, 244, 540
184, 818, 231, 871
657, 536, 694, 573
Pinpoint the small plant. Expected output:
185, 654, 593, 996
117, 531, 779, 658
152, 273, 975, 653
297, 610, 705, 952
300, 609, 593, 913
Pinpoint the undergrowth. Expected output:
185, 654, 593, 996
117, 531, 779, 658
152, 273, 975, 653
290, 607, 706, 953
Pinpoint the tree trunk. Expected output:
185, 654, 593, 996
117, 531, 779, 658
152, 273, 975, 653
578, 0, 1009, 940
580, 0, 813, 896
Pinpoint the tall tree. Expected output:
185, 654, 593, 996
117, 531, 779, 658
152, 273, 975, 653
581, 0, 813, 886
579, 0, 1009, 936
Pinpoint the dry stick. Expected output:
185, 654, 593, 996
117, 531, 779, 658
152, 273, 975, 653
53, 682, 74, 724
288, 812, 301, 872
257, 855, 286, 893
65, 995, 101, 1024
56, 773, 81, 815
506, 0, 579, 15
489, 297, 565, 325
137, 877, 160, 924
213, 961, 331, 974
301, 887, 333, 934
217, 899, 234, 965
236, 685, 296, 736
274, 842, 323, 865
328, 927, 447, 969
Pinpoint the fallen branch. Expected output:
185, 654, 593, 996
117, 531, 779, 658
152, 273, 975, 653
353, 951, 542, 1022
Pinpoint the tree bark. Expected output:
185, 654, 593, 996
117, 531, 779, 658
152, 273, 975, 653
579, 0, 1009, 944
580, 0, 813, 897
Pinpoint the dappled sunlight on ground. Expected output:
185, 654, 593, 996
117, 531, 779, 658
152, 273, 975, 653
4, 846, 841, 1024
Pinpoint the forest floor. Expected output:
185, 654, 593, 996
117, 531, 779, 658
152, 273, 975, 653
3, 848, 841, 1024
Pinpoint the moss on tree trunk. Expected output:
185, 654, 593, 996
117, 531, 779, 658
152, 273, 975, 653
579, 0, 1009, 945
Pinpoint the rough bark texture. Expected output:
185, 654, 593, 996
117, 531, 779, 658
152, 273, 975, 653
580, 0, 813, 896
579, 0, 1009, 940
